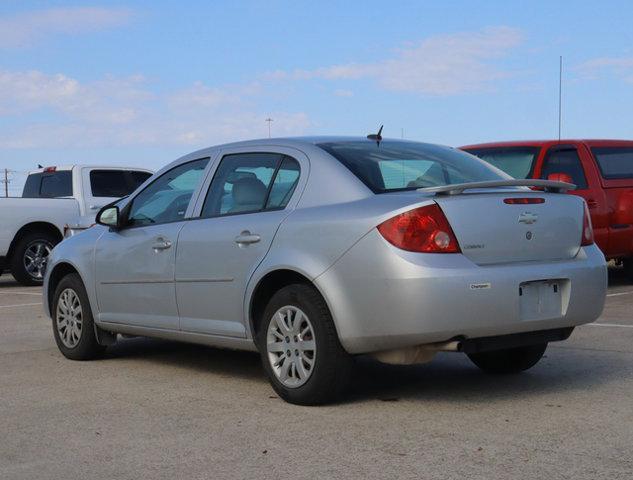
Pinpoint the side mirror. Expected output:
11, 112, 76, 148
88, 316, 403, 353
547, 172, 574, 185
96, 206, 122, 229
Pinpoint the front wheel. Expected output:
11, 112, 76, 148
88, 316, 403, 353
52, 273, 105, 360
257, 284, 353, 405
467, 343, 547, 374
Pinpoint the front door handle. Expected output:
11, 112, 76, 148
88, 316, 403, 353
587, 199, 598, 209
152, 238, 172, 251
235, 231, 261, 245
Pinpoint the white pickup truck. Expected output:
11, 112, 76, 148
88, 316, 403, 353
0, 165, 152, 285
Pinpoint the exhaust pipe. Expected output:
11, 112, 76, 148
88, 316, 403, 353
371, 340, 462, 365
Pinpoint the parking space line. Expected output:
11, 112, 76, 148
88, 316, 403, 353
606, 290, 633, 297
587, 322, 633, 328
0, 291, 41, 296
0, 303, 41, 309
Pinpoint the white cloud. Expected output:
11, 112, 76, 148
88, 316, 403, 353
267, 27, 523, 95
577, 57, 633, 83
333, 89, 354, 97
0, 7, 132, 48
0, 70, 310, 149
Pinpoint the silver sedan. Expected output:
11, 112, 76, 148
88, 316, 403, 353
43, 137, 607, 405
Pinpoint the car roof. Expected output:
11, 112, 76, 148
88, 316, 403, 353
460, 139, 633, 149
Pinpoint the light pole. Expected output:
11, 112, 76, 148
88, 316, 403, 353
265, 117, 273, 138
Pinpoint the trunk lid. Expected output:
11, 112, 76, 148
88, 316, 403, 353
433, 191, 585, 265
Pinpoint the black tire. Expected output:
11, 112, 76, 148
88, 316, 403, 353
623, 259, 633, 282
10, 231, 59, 286
467, 343, 547, 374
52, 273, 105, 360
257, 284, 353, 405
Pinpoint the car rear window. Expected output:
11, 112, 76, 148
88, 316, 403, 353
22, 171, 73, 198
90, 170, 152, 197
591, 147, 633, 179
463, 147, 539, 179
318, 140, 505, 193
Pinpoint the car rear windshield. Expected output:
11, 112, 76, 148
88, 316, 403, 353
463, 147, 539, 179
318, 140, 505, 193
90, 170, 152, 197
22, 171, 73, 198
591, 147, 633, 179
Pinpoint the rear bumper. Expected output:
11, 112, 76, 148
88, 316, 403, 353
315, 230, 607, 354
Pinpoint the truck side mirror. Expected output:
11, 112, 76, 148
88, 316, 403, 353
547, 172, 574, 185
96, 206, 121, 229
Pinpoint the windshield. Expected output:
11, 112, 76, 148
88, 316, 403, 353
463, 147, 539, 179
318, 140, 506, 193
591, 147, 633, 179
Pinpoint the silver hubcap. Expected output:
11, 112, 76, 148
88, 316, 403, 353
56, 288, 83, 348
266, 306, 316, 388
23, 240, 53, 280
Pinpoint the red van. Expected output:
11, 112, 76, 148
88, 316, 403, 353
461, 140, 633, 279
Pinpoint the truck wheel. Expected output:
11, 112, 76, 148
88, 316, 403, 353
467, 343, 547, 374
257, 284, 353, 405
52, 273, 105, 360
623, 259, 633, 282
10, 231, 59, 286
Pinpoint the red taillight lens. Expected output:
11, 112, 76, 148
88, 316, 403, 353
503, 198, 545, 205
581, 202, 594, 246
377, 204, 461, 253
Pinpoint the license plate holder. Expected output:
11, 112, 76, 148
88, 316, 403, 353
519, 280, 563, 321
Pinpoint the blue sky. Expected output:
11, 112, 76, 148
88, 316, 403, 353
2, 1, 633, 193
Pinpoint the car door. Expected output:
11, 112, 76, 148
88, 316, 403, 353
537, 145, 609, 251
175, 149, 305, 337
94, 158, 210, 329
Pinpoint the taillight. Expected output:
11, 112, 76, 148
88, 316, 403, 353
503, 198, 545, 205
377, 203, 460, 253
581, 202, 594, 246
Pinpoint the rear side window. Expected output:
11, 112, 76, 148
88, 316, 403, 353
318, 140, 504, 193
591, 147, 633, 179
90, 170, 152, 197
540, 147, 588, 189
22, 174, 42, 197
22, 171, 73, 198
464, 147, 539, 179
201, 153, 301, 217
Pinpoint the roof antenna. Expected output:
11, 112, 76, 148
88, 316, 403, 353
367, 125, 383, 145
558, 55, 563, 143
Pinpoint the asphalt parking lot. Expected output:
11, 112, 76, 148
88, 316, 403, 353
0, 271, 631, 479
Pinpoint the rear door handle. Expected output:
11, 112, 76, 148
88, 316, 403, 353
152, 238, 172, 251
235, 231, 261, 245
587, 199, 598, 209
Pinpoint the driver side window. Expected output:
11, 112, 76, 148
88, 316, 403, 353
127, 158, 209, 227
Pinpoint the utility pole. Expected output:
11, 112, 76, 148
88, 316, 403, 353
265, 117, 273, 138
2, 169, 8, 198
558, 55, 563, 142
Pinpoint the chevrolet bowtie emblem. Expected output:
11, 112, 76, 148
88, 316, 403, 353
518, 212, 538, 225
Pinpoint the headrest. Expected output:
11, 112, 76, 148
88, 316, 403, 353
232, 177, 267, 206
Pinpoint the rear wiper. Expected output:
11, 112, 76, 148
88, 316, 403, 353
417, 179, 575, 196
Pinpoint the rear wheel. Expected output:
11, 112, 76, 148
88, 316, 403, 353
52, 273, 105, 360
467, 343, 547, 374
257, 284, 352, 405
10, 231, 58, 286
623, 259, 633, 282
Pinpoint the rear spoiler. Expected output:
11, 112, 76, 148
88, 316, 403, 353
418, 179, 576, 196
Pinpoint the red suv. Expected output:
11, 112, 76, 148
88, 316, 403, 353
461, 140, 633, 279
